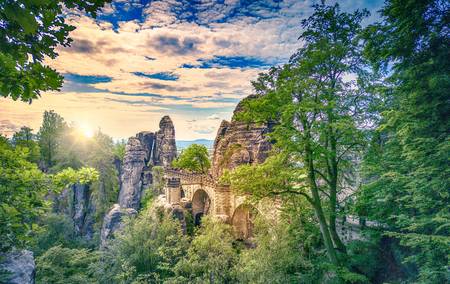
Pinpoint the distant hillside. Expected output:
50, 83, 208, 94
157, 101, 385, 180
176, 139, 214, 150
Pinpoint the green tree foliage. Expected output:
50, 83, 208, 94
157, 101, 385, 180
33, 213, 78, 256
52, 167, 99, 190
356, 0, 450, 282
11, 126, 40, 163
172, 144, 211, 174
96, 207, 189, 283
87, 131, 120, 219
0, 129, 100, 253
0, 0, 110, 102
151, 166, 165, 193
37, 110, 120, 225
236, 199, 323, 284
172, 216, 238, 284
229, 3, 372, 266
140, 166, 165, 208
113, 139, 127, 161
38, 110, 67, 170
0, 138, 49, 252
36, 245, 99, 284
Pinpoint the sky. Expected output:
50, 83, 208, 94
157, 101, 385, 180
0, 0, 383, 140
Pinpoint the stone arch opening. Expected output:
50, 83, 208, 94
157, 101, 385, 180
231, 204, 256, 240
192, 189, 211, 226
180, 189, 185, 199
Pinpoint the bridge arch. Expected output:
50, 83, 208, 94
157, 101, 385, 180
231, 204, 257, 240
192, 189, 211, 226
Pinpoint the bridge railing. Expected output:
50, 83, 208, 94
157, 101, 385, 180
164, 168, 218, 187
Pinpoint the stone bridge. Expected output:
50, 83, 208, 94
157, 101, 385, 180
163, 169, 275, 239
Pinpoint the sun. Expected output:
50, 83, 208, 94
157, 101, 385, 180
80, 125, 94, 138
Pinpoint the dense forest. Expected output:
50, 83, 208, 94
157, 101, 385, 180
0, 0, 449, 283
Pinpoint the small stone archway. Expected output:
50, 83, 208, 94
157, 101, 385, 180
191, 189, 211, 226
231, 204, 256, 240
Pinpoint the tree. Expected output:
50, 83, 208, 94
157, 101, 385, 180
113, 139, 127, 161
86, 130, 119, 219
172, 216, 238, 283
0, 138, 49, 252
96, 206, 189, 283
33, 213, 79, 256
228, 3, 372, 267
356, 0, 450, 282
172, 144, 211, 174
12, 126, 40, 163
236, 199, 323, 284
38, 110, 66, 170
0, 0, 110, 102
12, 126, 33, 142
152, 166, 165, 194
36, 245, 99, 284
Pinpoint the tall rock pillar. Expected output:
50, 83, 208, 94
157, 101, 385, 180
153, 116, 177, 167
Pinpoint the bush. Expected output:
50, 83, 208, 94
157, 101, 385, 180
172, 216, 238, 283
95, 206, 189, 283
33, 213, 79, 256
36, 245, 99, 284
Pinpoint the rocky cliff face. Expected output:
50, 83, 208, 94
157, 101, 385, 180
118, 135, 151, 209
101, 116, 177, 245
118, 117, 176, 210
72, 183, 95, 239
0, 250, 35, 284
211, 97, 273, 179
100, 204, 137, 247
54, 183, 95, 240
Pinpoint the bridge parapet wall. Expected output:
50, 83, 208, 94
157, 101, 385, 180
164, 169, 217, 187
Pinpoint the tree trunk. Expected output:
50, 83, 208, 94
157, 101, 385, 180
305, 137, 340, 265
327, 112, 346, 253
311, 189, 339, 265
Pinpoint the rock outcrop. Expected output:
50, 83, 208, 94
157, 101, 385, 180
0, 250, 35, 284
53, 183, 95, 240
211, 96, 273, 179
118, 118, 176, 210
72, 183, 95, 239
101, 116, 177, 246
100, 204, 137, 246
153, 116, 177, 167
118, 136, 150, 209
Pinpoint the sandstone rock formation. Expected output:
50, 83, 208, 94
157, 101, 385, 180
101, 116, 177, 246
72, 183, 95, 239
100, 204, 137, 246
118, 136, 150, 209
0, 250, 35, 284
53, 183, 95, 240
211, 96, 273, 179
153, 116, 177, 167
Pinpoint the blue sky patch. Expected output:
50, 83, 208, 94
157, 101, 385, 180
64, 73, 113, 84
133, 71, 180, 81
97, 0, 284, 29
181, 55, 273, 69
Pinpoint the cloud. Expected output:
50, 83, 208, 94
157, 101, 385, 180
67, 39, 98, 54
1, 0, 384, 140
141, 82, 197, 92
0, 120, 20, 137
150, 35, 202, 55
207, 114, 220, 120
